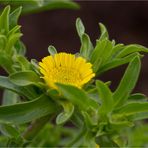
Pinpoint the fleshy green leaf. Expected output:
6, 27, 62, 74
9, 71, 40, 86
0, 76, 39, 99
80, 33, 93, 60
2, 90, 18, 105
56, 101, 74, 125
0, 53, 15, 73
21, 0, 79, 14
15, 40, 26, 55
9, 6, 22, 29
113, 56, 141, 108
0, 124, 20, 139
48, 45, 57, 55
14, 55, 31, 71
56, 83, 99, 110
128, 112, 148, 121
99, 23, 109, 40
116, 44, 148, 58
0, 95, 56, 124
97, 52, 140, 75
5, 33, 22, 55
114, 102, 148, 116
76, 18, 85, 39
128, 93, 147, 102
91, 39, 113, 72
96, 80, 113, 118
0, 5, 10, 34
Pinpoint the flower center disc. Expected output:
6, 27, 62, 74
52, 66, 81, 86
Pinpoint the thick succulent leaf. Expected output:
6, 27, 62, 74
48, 45, 57, 55
56, 83, 99, 110
9, 71, 40, 86
128, 93, 147, 103
128, 112, 148, 121
0, 53, 15, 73
2, 90, 18, 105
9, 6, 22, 29
80, 33, 93, 60
97, 52, 140, 75
116, 44, 148, 58
14, 55, 31, 71
11, 0, 79, 14
76, 17, 85, 39
56, 101, 74, 125
91, 39, 113, 72
113, 102, 148, 116
96, 80, 113, 116
109, 43, 124, 60
99, 23, 109, 40
0, 124, 20, 139
113, 56, 141, 108
5, 33, 22, 55
15, 40, 26, 55
0, 76, 39, 99
0, 95, 56, 124
0, 5, 10, 34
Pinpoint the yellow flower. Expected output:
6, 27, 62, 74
39, 52, 95, 89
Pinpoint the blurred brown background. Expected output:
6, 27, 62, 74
1, 1, 148, 96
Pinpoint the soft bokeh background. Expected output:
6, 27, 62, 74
1, 1, 148, 96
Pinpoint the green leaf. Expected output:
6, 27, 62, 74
21, 0, 79, 14
128, 112, 148, 121
76, 18, 85, 39
48, 45, 57, 55
2, 90, 18, 105
116, 44, 148, 58
0, 34, 7, 49
0, 5, 10, 34
0, 53, 15, 73
0, 76, 38, 99
96, 135, 119, 147
96, 80, 113, 117
114, 102, 148, 116
14, 40, 26, 56
97, 52, 140, 75
80, 33, 93, 60
56, 101, 74, 125
128, 93, 147, 101
113, 56, 141, 108
0, 124, 20, 139
91, 39, 113, 72
9, 6, 22, 29
8, 25, 21, 37
109, 120, 134, 130
109, 43, 124, 60
99, 23, 109, 40
9, 71, 40, 86
56, 83, 99, 111
5, 33, 22, 55
14, 55, 31, 71
0, 95, 56, 124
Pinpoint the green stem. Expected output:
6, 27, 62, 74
22, 115, 51, 141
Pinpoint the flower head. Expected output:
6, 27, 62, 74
39, 52, 95, 89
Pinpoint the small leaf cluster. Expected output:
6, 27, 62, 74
0, 6, 148, 147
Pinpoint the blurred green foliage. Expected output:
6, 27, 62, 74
0, 0, 79, 14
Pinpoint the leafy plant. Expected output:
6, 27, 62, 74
0, 6, 148, 147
